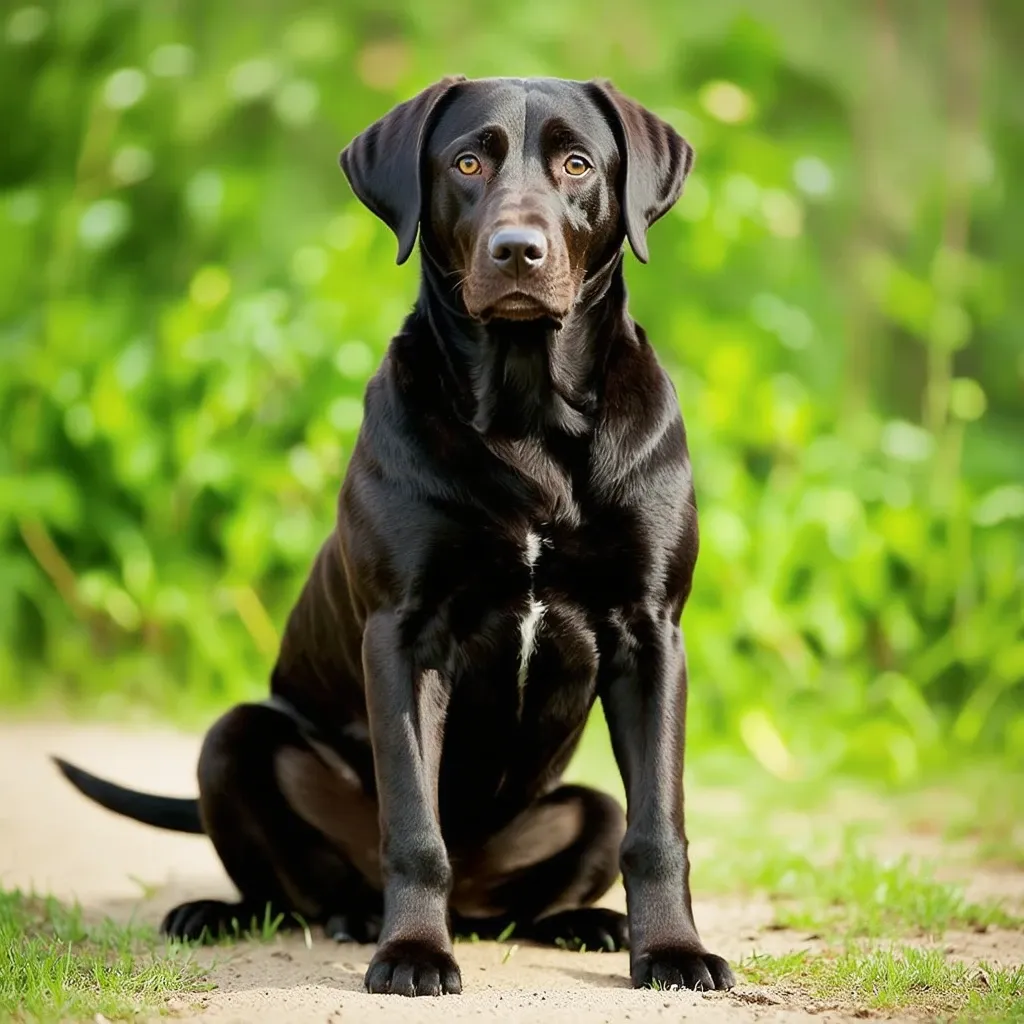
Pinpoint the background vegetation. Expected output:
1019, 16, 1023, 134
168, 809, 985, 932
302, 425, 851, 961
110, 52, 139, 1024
1, 0, 1021, 784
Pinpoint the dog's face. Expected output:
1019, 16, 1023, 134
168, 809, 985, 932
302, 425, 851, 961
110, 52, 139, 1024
340, 77, 693, 326
421, 80, 624, 324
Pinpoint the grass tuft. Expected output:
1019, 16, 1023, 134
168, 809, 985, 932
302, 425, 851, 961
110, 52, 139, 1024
195, 902, 286, 946
0, 888, 209, 1023
773, 846, 1016, 937
741, 946, 1024, 1021
703, 835, 1018, 938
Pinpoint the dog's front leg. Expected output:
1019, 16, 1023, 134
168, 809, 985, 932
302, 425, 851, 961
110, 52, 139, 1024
361, 612, 461, 997
601, 614, 735, 992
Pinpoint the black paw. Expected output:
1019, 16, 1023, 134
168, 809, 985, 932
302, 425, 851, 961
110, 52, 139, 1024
364, 940, 462, 996
325, 911, 382, 944
161, 900, 255, 942
528, 907, 630, 952
632, 946, 735, 991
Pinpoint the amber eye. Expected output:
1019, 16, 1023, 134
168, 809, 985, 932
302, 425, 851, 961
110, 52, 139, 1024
564, 155, 592, 176
456, 154, 482, 175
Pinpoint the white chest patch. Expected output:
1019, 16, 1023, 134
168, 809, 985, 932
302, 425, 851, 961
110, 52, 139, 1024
517, 530, 547, 716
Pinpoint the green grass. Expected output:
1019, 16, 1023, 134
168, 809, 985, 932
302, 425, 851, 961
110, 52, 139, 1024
0, 889, 209, 1023
728, 840, 1018, 938
741, 946, 1024, 1022
192, 903, 294, 947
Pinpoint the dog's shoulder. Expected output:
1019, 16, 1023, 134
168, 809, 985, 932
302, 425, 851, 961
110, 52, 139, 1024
588, 321, 689, 500
602, 321, 679, 418
349, 317, 450, 461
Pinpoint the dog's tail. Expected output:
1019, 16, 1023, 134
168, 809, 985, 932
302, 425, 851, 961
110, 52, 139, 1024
51, 756, 205, 834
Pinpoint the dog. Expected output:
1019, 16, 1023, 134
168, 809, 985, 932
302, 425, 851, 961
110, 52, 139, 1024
54, 75, 735, 997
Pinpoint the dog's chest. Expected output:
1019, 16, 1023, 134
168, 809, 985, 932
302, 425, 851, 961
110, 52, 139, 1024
483, 522, 600, 720
515, 529, 547, 715
439, 520, 600, 803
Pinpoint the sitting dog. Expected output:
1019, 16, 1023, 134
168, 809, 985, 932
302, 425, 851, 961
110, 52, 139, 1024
55, 75, 735, 997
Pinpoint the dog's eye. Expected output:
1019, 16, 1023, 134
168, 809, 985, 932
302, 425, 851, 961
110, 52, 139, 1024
456, 154, 482, 176
563, 155, 592, 177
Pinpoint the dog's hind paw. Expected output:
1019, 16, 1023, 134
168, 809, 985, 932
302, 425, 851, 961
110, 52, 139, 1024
527, 907, 630, 952
161, 899, 263, 943
325, 911, 382, 945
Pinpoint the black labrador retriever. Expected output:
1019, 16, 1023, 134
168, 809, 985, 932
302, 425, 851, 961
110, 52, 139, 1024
54, 75, 735, 997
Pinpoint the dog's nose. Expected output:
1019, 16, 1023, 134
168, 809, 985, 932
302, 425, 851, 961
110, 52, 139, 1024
488, 227, 548, 275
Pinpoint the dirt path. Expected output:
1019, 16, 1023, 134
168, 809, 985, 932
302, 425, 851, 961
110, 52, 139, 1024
1, 721, 1020, 1023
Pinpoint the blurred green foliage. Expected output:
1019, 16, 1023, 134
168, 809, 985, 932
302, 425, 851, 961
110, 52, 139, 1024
1, 0, 1021, 782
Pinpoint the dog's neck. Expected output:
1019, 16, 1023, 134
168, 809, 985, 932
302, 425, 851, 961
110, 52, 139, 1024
416, 249, 632, 438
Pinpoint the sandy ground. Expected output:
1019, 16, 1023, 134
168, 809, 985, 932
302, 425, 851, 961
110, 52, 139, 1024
1, 721, 1021, 1023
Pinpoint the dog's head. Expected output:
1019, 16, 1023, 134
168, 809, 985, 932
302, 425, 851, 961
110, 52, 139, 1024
340, 77, 693, 326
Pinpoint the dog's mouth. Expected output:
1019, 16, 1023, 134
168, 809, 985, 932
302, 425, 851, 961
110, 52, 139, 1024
474, 291, 567, 327
489, 292, 552, 320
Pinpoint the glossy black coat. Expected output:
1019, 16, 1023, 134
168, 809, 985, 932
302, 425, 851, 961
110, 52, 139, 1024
54, 76, 734, 998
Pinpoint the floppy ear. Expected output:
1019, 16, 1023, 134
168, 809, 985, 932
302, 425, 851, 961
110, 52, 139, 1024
339, 75, 467, 265
587, 79, 694, 264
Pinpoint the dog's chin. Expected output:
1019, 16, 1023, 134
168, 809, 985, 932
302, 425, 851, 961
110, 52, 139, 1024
470, 292, 568, 329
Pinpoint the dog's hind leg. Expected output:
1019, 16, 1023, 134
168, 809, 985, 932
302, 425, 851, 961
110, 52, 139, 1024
162, 702, 383, 942
449, 784, 629, 951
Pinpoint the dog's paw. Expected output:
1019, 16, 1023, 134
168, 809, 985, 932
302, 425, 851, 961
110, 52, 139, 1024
364, 940, 462, 996
161, 900, 252, 943
528, 907, 630, 952
632, 946, 735, 991
325, 911, 382, 945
